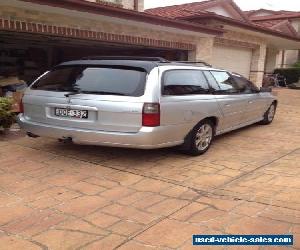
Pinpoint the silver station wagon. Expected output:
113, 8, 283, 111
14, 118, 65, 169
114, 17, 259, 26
18, 57, 277, 155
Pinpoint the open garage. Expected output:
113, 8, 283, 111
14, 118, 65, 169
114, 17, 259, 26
0, 0, 223, 85
0, 30, 189, 84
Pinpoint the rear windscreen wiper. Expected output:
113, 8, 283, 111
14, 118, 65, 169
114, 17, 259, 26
65, 90, 126, 97
81, 91, 126, 96
65, 90, 82, 97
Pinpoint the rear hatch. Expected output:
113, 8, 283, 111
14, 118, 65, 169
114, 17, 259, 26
23, 64, 148, 133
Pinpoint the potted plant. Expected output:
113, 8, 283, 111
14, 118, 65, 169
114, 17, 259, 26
0, 97, 16, 133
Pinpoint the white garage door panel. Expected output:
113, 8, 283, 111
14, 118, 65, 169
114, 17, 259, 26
212, 45, 252, 78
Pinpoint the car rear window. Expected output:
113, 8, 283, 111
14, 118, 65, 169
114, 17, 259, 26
32, 66, 147, 97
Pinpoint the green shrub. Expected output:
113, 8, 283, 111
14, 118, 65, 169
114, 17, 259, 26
274, 68, 300, 85
0, 97, 16, 129
293, 61, 300, 68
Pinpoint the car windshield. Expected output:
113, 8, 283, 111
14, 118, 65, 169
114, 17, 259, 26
32, 65, 147, 97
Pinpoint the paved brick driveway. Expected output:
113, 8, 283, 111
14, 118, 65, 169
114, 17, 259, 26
0, 89, 299, 250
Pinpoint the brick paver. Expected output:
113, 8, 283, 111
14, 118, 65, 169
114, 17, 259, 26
0, 89, 299, 249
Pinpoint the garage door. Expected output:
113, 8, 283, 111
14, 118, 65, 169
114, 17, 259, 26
212, 45, 253, 78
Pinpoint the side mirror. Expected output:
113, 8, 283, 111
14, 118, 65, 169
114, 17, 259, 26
260, 87, 272, 93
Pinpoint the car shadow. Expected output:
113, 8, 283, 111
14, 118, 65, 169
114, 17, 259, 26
43, 122, 261, 163
213, 123, 258, 142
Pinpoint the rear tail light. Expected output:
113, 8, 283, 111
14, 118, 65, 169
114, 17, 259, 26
19, 97, 24, 113
142, 103, 160, 127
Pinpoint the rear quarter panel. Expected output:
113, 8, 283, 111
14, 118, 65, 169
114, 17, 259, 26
259, 92, 277, 110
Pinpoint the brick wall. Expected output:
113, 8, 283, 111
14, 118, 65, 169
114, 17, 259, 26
0, 5, 197, 50
266, 48, 280, 73
188, 37, 214, 63
85, 0, 122, 8
250, 44, 267, 85
122, 0, 144, 11
86, 0, 144, 11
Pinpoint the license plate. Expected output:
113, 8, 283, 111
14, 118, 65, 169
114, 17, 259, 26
55, 108, 88, 119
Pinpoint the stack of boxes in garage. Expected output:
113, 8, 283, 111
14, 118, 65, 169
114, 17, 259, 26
0, 47, 48, 112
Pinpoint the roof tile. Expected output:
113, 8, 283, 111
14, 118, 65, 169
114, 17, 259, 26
145, 0, 224, 18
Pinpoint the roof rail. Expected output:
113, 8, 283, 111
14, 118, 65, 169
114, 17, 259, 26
81, 56, 170, 63
173, 61, 212, 67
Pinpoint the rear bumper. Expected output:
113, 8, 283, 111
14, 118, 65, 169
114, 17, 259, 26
17, 114, 183, 149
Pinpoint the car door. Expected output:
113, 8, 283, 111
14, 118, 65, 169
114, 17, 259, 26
160, 68, 221, 143
207, 71, 248, 132
231, 74, 266, 123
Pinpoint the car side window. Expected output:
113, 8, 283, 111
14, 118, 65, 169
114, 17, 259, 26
231, 74, 259, 94
162, 70, 210, 95
202, 71, 220, 91
210, 71, 240, 94
247, 81, 259, 93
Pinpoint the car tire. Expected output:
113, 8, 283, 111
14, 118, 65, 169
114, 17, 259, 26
260, 103, 276, 125
184, 120, 214, 156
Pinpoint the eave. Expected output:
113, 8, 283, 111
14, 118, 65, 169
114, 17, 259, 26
179, 13, 300, 42
20, 0, 223, 36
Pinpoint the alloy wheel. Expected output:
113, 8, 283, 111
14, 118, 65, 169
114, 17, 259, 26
195, 124, 213, 151
268, 104, 276, 122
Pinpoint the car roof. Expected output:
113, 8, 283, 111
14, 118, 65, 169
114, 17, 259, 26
58, 60, 159, 73
58, 59, 226, 73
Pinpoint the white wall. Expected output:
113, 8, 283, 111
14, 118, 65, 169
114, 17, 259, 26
284, 50, 299, 67
276, 50, 299, 68
291, 19, 300, 33
85, 0, 122, 5
206, 6, 234, 18
85, 0, 144, 11
250, 11, 274, 17
121, 0, 144, 11
282, 20, 300, 67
